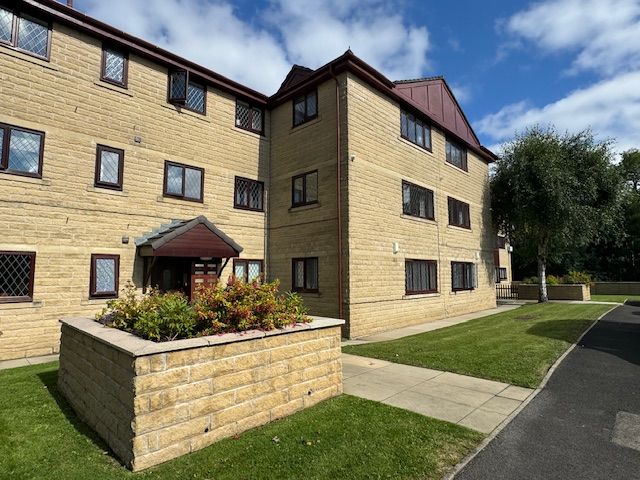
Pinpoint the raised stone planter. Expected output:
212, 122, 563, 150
58, 317, 344, 471
518, 284, 591, 301
591, 282, 640, 296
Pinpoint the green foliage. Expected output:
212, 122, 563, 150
546, 274, 561, 285
96, 279, 310, 342
522, 276, 539, 284
621, 149, 640, 192
563, 270, 593, 285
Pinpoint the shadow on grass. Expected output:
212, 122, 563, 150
36, 368, 121, 465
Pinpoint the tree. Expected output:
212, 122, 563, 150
491, 126, 622, 302
621, 149, 640, 192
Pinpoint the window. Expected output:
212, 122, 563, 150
94, 145, 124, 190
0, 251, 36, 303
234, 176, 264, 211
163, 161, 204, 202
448, 197, 471, 229
292, 170, 318, 207
90, 254, 119, 298
101, 45, 128, 87
0, 8, 51, 60
446, 138, 468, 171
400, 110, 431, 150
402, 181, 434, 220
495, 267, 508, 283
234, 259, 263, 283
293, 90, 317, 126
236, 100, 264, 134
405, 260, 438, 295
168, 70, 206, 114
496, 236, 507, 249
452, 262, 476, 291
292, 258, 319, 293
0, 123, 45, 177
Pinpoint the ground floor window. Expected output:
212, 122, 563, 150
452, 262, 476, 291
234, 259, 263, 282
495, 267, 508, 283
292, 257, 318, 293
90, 254, 119, 298
0, 251, 36, 303
405, 259, 438, 294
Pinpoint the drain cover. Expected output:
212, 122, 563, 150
612, 412, 640, 451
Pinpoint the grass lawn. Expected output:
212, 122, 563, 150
0, 363, 483, 480
591, 294, 640, 303
344, 303, 613, 388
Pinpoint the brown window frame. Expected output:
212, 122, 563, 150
167, 70, 207, 115
235, 99, 264, 135
233, 259, 264, 283
452, 261, 476, 291
163, 160, 205, 203
291, 170, 318, 207
100, 44, 129, 88
89, 254, 120, 299
405, 259, 438, 295
234, 176, 264, 212
0, 8, 52, 61
0, 122, 45, 178
292, 257, 319, 293
94, 145, 124, 190
400, 110, 432, 151
448, 197, 471, 229
402, 180, 435, 220
446, 138, 468, 171
495, 267, 508, 283
292, 90, 318, 127
496, 236, 507, 249
0, 251, 36, 304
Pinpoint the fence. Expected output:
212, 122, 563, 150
496, 283, 519, 300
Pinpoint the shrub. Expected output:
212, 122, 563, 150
563, 270, 593, 285
96, 279, 310, 342
546, 274, 561, 285
522, 276, 539, 284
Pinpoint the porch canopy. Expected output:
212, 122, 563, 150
135, 216, 243, 258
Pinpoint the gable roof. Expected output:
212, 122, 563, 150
276, 65, 315, 95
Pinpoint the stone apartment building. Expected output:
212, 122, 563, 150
0, 0, 500, 360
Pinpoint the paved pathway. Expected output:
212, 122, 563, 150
455, 304, 640, 479
343, 354, 534, 433
0, 353, 59, 371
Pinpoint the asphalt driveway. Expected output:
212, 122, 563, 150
455, 303, 640, 480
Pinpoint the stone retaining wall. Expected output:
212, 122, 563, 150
58, 317, 344, 471
518, 284, 591, 301
591, 282, 640, 296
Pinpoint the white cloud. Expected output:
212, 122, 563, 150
449, 83, 472, 104
75, 0, 430, 94
477, 71, 640, 154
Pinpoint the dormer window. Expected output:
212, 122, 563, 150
168, 70, 206, 114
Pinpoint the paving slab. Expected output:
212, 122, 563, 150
458, 408, 508, 434
372, 362, 443, 381
432, 372, 509, 395
479, 396, 522, 416
496, 385, 534, 401
341, 353, 390, 369
409, 381, 495, 408
384, 390, 476, 424
0, 358, 30, 370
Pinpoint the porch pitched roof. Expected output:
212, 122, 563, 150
135, 216, 243, 258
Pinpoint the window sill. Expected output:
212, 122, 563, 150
295, 291, 321, 297
161, 104, 211, 123
400, 214, 437, 225
402, 293, 440, 300
444, 160, 470, 175
447, 224, 472, 232
86, 186, 128, 196
397, 135, 434, 155
290, 115, 322, 133
93, 80, 133, 97
157, 195, 207, 206
233, 125, 265, 139
289, 202, 321, 213
0, 45, 58, 71
452, 289, 475, 294
0, 300, 44, 310
0, 173, 51, 186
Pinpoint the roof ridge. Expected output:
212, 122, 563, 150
393, 76, 444, 84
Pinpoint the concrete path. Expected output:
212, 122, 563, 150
342, 304, 520, 345
455, 304, 640, 479
0, 353, 59, 371
342, 353, 534, 433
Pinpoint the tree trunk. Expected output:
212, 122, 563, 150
537, 244, 548, 303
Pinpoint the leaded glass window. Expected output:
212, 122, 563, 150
16, 16, 49, 58
95, 145, 124, 189
186, 82, 205, 113
90, 254, 119, 298
234, 177, 264, 211
291, 171, 318, 207
0, 252, 36, 303
0, 124, 45, 177
235, 100, 263, 134
164, 161, 204, 201
292, 258, 318, 292
234, 260, 263, 283
101, 47, 127, 87
0, 7, 13, 43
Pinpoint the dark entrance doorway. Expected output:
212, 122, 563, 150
149, 257, 221, 299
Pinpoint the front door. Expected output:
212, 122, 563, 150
190, 260, 218, 298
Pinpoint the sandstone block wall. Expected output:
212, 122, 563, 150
518, 284, 591, 301
58, 317, 343, 471
591, 282, 640, 296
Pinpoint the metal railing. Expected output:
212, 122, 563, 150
496, 283, 519, 300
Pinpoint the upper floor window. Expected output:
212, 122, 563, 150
292, 170, 318, 207
293, 90, 317, 127
400, 110, 431, 150
448, 197, 470, 229
0, 8, 51, 60
168, 70, 206, 114
0, 251, 36, 303
234, 176, 264, 212
292, 257, 319, 293
236, 100, 264, 134
0, 123, 45, 178
452, 262, 476, 291
446, 138, 468, 171
402, 180, 434, 220
496, 235, 507, 249
405, 259, 438, 295
164, 161, 204, 202
90, 254, 119, 299
234, 259, 263, 283
95, 145, 124, 190
101, 45, 128, 88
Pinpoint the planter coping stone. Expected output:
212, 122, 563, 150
60, 316, 345, 357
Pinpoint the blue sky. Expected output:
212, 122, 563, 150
73, 0, 640, 154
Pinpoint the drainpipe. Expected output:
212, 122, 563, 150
329, 65, 344, 320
